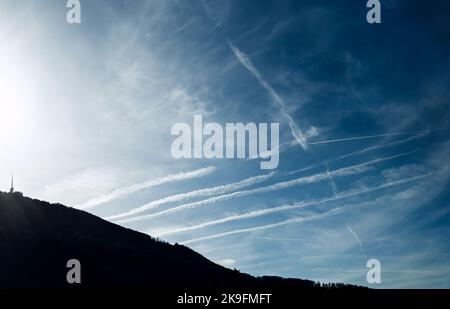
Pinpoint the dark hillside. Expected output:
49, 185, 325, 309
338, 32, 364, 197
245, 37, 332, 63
0, 191, 362, 289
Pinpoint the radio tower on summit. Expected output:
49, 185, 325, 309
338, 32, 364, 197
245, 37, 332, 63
9, 174, 14, 193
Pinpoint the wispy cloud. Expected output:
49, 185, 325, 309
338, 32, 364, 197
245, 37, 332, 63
76, 166, 216, 210
105, 172, 275, 220
228, 41, 313, 149
154, 173, 430, 237
116, 152, 413, 224
180, 173, 430, 244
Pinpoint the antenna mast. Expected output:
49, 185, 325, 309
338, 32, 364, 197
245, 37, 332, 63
9, 174, 14, 193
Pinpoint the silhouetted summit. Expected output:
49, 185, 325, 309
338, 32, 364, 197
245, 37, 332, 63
0, 191, 362, 289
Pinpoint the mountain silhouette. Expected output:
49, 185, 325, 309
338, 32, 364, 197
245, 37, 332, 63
0, 191, 363, 289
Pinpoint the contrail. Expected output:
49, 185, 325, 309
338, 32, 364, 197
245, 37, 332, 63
172, 19, 197, 35
180, 173, 430, 244
180, 202, 364, 245
308, 126, 449, 146
105, 172, 275, 220
228, 42, 309, 149
334, 132, 428, 161
286, 137, 422, 177
115, 151, 414, 224
200, 0, 312, 149
75, 166, 216, 210
346, 224, 365, 255
154, 173, 431, 237
326, 164, 338, 196
308, 131, 418, 145
115, 158, 370, 224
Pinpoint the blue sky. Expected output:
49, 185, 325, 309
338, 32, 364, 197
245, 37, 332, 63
1, 0, 450, 288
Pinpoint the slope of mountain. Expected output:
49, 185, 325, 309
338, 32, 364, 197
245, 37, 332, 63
0, 191, 361, 289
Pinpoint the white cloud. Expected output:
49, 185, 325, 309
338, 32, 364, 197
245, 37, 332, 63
219, 259, 236, 267
38, 168, 120, 206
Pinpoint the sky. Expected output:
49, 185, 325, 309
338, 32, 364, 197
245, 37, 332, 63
1, 0, 450, 288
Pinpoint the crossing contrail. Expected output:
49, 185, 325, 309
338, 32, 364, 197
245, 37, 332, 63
326, 164, 338, 196
228, 42, 310, 149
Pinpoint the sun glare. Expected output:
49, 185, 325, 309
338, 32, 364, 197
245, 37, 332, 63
0, 46, 35, 142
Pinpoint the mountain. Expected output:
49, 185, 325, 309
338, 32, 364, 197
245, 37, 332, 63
0, 191, 362, 289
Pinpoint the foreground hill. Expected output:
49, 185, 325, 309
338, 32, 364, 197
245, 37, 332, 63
0, 191, 362, 289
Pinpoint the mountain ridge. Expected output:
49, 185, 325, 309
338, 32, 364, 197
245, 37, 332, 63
0, 191, 363, 289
